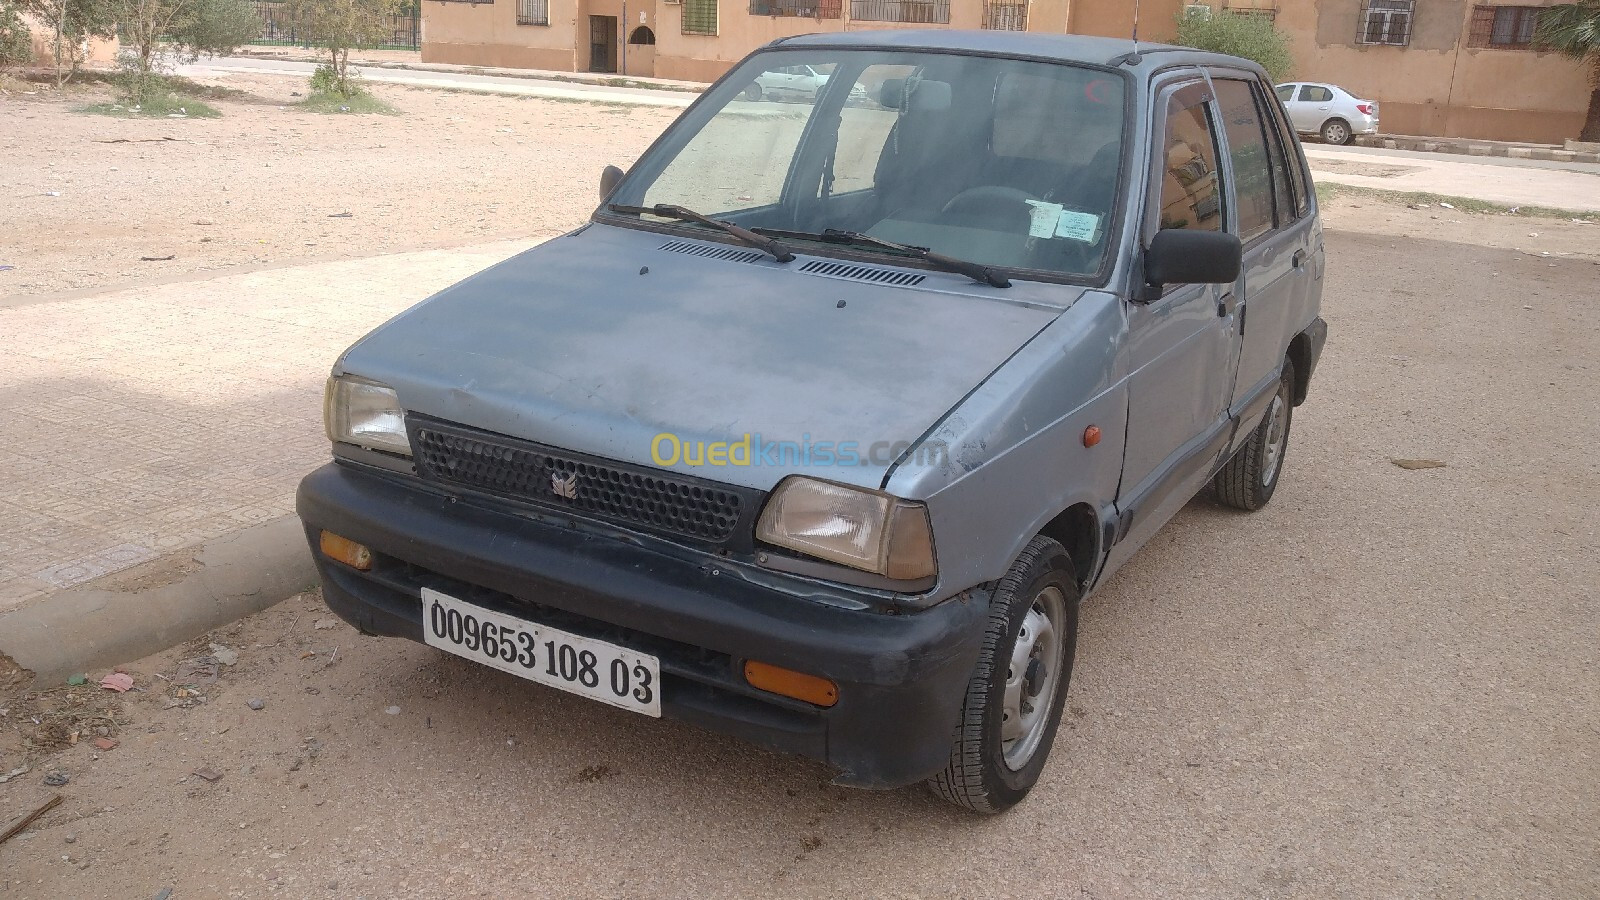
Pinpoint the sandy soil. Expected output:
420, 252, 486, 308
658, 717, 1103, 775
0, 74, 679, 299
3, 72, 1597, 301
1, 71, 1598, 898
0, 236, 1596, 897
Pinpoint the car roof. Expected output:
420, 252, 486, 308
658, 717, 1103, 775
765, 29, 1267, 77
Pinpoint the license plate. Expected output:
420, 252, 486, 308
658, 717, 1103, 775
421, 588, 660, 717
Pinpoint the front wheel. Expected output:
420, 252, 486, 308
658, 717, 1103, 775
928, 535, 1079, 814
1213, 359, 1295, 511
742, 83, 762, 101
1320, 118, 1352, 145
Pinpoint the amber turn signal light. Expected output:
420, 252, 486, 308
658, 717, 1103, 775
319, 530, 372, 571
743, 660, 838, 708
1083, 425, 1101, 448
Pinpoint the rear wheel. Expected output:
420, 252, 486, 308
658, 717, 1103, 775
1213, 359, 1295, 511
743, 83, 762, 101
1320, 118, 1352, 145
929, 536, 1079, 814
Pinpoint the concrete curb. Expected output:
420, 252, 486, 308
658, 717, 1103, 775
0, 515, 317, 689
1357, 133, 1600, 164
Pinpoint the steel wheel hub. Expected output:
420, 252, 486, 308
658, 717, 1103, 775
1001, 585, 1067, 771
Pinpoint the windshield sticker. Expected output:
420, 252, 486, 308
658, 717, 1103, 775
1024, 200, 1065, 239
1054, 210, 1101, 243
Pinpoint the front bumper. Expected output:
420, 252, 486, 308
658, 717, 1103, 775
296, 462, 988, 788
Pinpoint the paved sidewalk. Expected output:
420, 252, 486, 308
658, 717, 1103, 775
175, 57, 696, 108
227, 46, 708, 94
1303, 144, 1600, 213
0, 240, 535, 613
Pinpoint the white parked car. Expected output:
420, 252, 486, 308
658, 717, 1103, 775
747, 64, 868, 104
1275, 82, 1379, 145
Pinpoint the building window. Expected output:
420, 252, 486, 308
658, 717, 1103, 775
849, 0, 950, 24
682, 0, 718, 33
1468, 5, 1541, 48
749, 0, 842, 16
629, 25, 655, 44
982, 0, 1027, 30
516, 0, 547, 25
1357, 0, 1412, 45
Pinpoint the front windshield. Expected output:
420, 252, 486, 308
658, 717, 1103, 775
607, 49, 1128, 281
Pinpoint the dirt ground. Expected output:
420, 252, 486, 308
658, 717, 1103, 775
0, 74, 680, 299
2, 71, 1599, 898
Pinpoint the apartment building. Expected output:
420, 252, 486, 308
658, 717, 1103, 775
420, 0, 1184, 82
1207, 0, 1591, 142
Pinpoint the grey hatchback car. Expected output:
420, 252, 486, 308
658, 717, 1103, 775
299, 31, 1327, 813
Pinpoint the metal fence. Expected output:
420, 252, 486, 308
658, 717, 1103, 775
246, 1, 421, 51
849, 0, 949, 24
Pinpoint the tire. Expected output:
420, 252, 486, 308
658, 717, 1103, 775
1320, 118, 1352, 145
743, 84, 762, 101
929, 535, 1079, 814
1213, 359, 1295, 511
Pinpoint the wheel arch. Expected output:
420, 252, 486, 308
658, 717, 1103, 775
1036, 503, 1098, 592
1286, 331, 1313, 406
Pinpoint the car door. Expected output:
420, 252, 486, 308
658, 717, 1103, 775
1275, 83, 1300, 127
1293, 84, 1334, 132
1115, 77, 1242, 553
1213, 75, 1309, 436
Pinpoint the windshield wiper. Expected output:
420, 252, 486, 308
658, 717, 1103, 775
785, 228, 1011, 288
607, 204, 795, 263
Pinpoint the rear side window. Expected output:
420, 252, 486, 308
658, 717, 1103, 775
1299, 85, 1334, 103
1264, 82, 1311, 219
1213, 79, 1274, 243
1157, 91, 1224, 232
1275, 84, 1295, 102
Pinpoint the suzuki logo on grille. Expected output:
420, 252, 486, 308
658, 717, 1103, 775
550, 471, 579, 500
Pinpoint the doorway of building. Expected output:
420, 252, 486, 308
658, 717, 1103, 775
589, 16, 617, 74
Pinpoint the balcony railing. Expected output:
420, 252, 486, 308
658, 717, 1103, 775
850, 0, 950, 24
750, 0, 843, 17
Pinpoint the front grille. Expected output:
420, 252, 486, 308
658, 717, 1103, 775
408, 415, 759, 547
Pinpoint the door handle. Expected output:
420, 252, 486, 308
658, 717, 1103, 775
1292, 249, 1305, 268
1217, 292, 1236, 317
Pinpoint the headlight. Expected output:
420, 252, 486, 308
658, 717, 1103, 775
756, 477, 935, 580
324, 375, 411, 457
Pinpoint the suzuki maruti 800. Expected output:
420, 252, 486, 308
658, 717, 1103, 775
299, 30, 1327, 813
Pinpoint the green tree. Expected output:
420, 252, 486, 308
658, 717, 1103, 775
1536, 0, 1600, 142
0, 0, 34, 72
1174, 8, 1294, 83
113, 0, 257, 102
283, 0, 401, 97
16, 0, 117, 85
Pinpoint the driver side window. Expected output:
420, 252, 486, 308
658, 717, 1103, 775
1157, 92, 1224, 232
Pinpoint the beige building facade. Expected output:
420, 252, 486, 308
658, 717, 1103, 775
421, 0, 1184, 82
1208, 0, 1591, 143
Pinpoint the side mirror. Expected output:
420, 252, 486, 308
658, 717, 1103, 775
599, 164, 624, 200
1138, 229, 1242, 302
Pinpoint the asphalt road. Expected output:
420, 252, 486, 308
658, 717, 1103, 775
1, 228, 1596, 898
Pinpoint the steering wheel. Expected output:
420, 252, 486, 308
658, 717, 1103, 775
939, 186, 1039, 232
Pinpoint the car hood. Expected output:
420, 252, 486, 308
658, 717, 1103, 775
337, 223, 1070, 492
